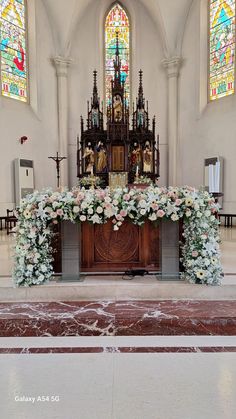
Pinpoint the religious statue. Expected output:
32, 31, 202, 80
91, 106, 99, 128
130, 142, 142, 174
83, 142, 95, 174
137, 108, 145, 128
96, 141, 108, 173
143, 141, 152, 172
113, 94, 122, 122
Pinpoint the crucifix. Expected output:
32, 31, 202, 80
48, 152, 67, 188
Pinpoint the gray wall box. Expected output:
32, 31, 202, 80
160, 219, 180, 280
14, 158, 34, 205
61, 221, 81, 281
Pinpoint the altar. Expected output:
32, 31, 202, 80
12, 35, 222, 288
59, 217, 180, 277
13, 185, 222, 287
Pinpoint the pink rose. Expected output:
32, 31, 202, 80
151, 203, 159, 211
77, 192, 85, 201
175, 199, 182, 206
192, 251, 198, 257
123, 194, 130, 201
120, 209, 127, 217
57, 209, 64, 216
157, 210, 165, 218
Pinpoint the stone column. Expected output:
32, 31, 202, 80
53, 56, 72, 188
162, 57, 181, 186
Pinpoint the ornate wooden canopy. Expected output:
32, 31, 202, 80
77, 34, 159, 186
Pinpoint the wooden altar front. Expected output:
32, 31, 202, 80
53, 219, 180, 278
81, 220, 160, 272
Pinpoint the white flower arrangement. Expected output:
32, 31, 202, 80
13, 186, 222, 287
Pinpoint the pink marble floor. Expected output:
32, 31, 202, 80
0, 300, 236, 337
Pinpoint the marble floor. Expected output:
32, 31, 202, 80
0, 227, 236, 418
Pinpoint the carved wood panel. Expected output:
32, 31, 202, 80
112, 146, 125, 171
81, 219, 160, 272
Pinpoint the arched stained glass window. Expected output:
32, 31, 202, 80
105, 3, 130, 107
209, 0, 235, 101
0, 0, 27, 102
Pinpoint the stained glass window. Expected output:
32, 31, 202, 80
105, 3, 130, 107
0, 0, 27, 102
209, 0, 235, 101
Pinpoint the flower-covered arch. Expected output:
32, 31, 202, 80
13, 186, 222, 287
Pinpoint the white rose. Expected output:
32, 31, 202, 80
139, 199, 146, 208
171, 213, 179, 221
73, 206, 80, 214
96, 206, 103, 214
88, 207, 94, 215
41, 265, 48, 273
80, 215, 86, 222
140, 209, 146, 215
149, 213, 157, 221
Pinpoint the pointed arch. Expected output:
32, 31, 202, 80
0, 0, 28, 102
104, 2, 130, 107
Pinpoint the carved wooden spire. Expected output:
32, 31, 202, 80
92, 70, 99, 107
137, 69, 144, 109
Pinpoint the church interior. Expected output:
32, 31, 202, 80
1, 0, 236, 418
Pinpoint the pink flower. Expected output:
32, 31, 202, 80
157, 209, 165, 218
123, 194, 130, 201
192, 251, 198, 257
77, 192, 85, 201
116, 214, 122, 221
57, 209, 64, 216
120, 209, 127, 217
151, 203, 159, 211
105, 203, 112, 209
175, 199, 182, 206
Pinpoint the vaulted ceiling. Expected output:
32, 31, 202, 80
42, 0, 194, 57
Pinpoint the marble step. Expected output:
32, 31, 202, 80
0, 300, 236, 337
1, 276, 236, 302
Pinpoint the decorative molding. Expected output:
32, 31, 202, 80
162, 56, 182, 78
53, 56, 72, 77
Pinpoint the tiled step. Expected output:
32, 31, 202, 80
0, 300, 236, 337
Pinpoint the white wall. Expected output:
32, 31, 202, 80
0, 0, 58, 215
179, 0, 236, 212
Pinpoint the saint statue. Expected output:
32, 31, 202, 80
83, 143, 95, 174
130, 143, 142, 174
143, 142, 152, 172
91, 107, 99, 128
96, 141, 108, 173
137, 108, 145, 128
113, 94, 122, 122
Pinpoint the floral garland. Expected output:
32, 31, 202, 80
13, 186, 222, 287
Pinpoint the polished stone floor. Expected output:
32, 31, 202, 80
0, 227, 236, 418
